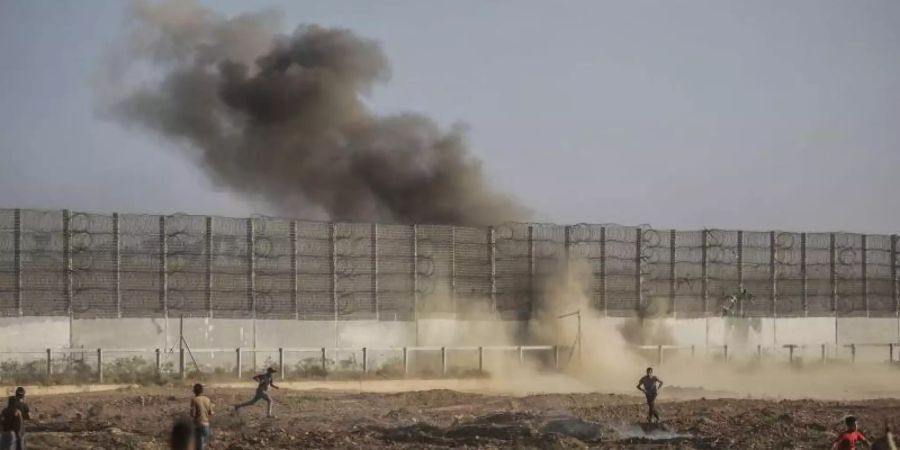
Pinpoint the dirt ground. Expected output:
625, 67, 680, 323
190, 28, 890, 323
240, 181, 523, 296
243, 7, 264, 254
16, 383, 900, 449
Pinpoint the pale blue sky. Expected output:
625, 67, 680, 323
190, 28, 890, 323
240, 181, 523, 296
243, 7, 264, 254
1, 1, 898, 233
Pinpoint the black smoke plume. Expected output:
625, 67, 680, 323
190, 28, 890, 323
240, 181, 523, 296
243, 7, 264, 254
101, 0, 526, 225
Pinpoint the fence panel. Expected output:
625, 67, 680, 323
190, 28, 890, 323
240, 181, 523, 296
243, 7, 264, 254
253, 217, 294, 319
674, 231, 704, 318
866, 234, 894, 317
0, 210, 17, 315
775, 232, 804, 317
376, 224, 413, 320
0, 208, 896, 320
493, 224, 530, 319
70, 212, 117, 318
120, 214, 162, 317
835, 233, 865, 317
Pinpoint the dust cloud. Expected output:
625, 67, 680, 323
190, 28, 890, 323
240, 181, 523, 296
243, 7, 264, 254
99, 0, 525, 226
381, 258, 900, 401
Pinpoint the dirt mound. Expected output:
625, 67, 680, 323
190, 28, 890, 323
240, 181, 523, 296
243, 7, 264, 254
375, 411, 604, 446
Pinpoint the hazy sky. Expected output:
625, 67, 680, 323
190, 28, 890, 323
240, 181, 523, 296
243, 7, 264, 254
1, 1, 898, 233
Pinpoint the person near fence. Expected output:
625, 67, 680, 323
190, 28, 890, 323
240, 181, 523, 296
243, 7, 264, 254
636, 367, 663, 423
170, 418, 196, 450
190, 384, 213, 450
13, 388, 28, 450
0, 397, 23, 450
234, 367, 279, 418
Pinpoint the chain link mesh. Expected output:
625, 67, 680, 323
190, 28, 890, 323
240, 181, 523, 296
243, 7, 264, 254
0, 208, 896, 320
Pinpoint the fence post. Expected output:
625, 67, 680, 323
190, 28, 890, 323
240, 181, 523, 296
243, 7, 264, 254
702, 230, 709, 345
441, 347, 447, 376
801, 233, 808, 316
737, 230, 744, 289
657, 345, 663, 366
291, 221, 299, 320
701, 229, 709, 316
159, 216, 168, 317
770, 231, 777, 319
362, 347, 368, 374
564, 225, 572, 275
46, 348, 52, 381
247, 218, 256, 319
63, 210, 72, 317
13, 209, 22, 316
478, 346, 484, 373
450, 226, 457, 315
489, 226, 496, 312
518, 346, 524, 365
892, 235, 898, 336
411, 225, 418, 344
528, 225, 536, 318
330, 223, 338, 346
235, 348, 242, 379
821, 344, 826, 363
600, 226, 607, 315
831, 233, 838, 345
155, 348, 161, 376
636, 228, 643, 310
278, 348, 285, 380
669, 229, 676, 316
723, 344, 728, 363
788, 345, 795, 363
113, 213, 121, 318
97, 348, 103, 383
205, 216, 213, 317
320, 347, 327, 374
757, 344, 762, 359
691, 345, 696, 360
851, 344, 856, 363
862, 234, 868, 317
402, 347, 409, 377
371, 223, 379, 320
890, 343, 894, 365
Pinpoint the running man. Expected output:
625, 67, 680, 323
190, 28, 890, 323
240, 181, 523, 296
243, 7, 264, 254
834, 416, 869, 450
13, 388, 28, 450
234, 367, 279, 418
190, 384, 213, 450
636, 367, 663, 423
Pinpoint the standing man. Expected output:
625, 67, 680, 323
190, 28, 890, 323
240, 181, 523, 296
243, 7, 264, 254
190, 384, 212, 450
234, 367, 279, 418
636, 367, 663, 423
13, 388, 28, 450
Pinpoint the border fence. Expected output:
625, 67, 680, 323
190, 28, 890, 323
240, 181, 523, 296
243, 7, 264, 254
0, 208, 897, 320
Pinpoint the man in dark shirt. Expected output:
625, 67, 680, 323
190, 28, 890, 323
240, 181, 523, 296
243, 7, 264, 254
234, 367, 279, 418
13, 388, 28, 450
636, 367, 663, 423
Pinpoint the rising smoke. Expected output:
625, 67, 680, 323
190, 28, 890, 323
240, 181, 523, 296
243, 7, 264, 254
100, 0, 526, 226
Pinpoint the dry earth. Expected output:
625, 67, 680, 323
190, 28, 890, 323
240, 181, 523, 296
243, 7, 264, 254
16, 385, 900, 449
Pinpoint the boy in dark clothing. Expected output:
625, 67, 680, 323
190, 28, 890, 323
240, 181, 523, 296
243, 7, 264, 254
833, 416, 869, 450
234, 368, 279, 418
0, 396, 23, 450
636, 367, 663, 423
12, 388, 27, 450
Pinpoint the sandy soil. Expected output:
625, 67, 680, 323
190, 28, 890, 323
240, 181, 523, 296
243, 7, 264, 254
17, 383, 900, 449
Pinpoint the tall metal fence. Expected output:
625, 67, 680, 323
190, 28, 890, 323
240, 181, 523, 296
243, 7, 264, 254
0, 209, 897, 320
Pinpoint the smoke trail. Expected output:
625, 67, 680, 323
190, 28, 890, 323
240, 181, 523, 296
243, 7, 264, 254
101, 0, 526, 225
